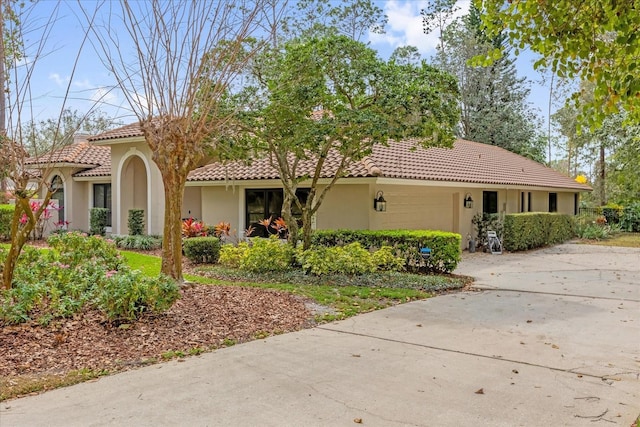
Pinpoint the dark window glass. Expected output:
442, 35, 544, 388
94, 184, 112, 226
549, 192, 558, 213
520, 192, 525, 213
245, 189, 310, 237
574, 193, 579, 215
482, 191, 498, 215
527, 192, 532, 212
51, 175, 64, 222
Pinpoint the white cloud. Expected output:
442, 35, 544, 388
90, 87, 118, 105
368, 0, 471, 58
49, 73, 68, 87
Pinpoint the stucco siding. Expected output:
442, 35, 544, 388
316, 184, 369, 230
201, 186, 240, 228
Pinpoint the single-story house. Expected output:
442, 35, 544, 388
27, 122, 592, 246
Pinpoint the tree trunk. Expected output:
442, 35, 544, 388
301, 208, 313, 251
2, 196, 39, 289
159, 166, 187, 284
598, 143, 606, 206
280, 187, 298, 247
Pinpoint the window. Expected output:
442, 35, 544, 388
520, 192, 525, 213
549, 192, 558, 213
574, 193, 579, 215
527, 192, 532, 212
51, 175, 64, 222
482, 191, 498, 215
245, 189, 309, 237
94, 184, 112, 226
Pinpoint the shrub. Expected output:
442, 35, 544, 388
128, 209, 145, 235
310, 229, 461, 274
96, 271, 179, 322
620, 202, 640, 232
182, 217, 208, 237
0, 232, 178, 324
218, 242, 250, 268
183, 237, 221, 264
89, 207, 109, 236
601, 203, 624, 225
0, 204, 15, 240
296, 242, 377, 275
472, 213, 504, 249
241, 236, 293, 273
502, 213, 576, 251
371, 246, 405, 271
112, 234, 162, 251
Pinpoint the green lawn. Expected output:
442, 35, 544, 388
580, 232, 640, 248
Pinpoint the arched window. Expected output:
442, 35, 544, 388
51, 175, 64, 223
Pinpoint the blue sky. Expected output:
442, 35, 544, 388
20, 0, 551, 128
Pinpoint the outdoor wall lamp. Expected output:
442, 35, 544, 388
374, 191, 387, 212
464, 193, 474, 209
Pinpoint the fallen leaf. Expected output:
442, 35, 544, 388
475, 388, 484, 394
353, 418, 363, 424
526, 320, 532, 323
512, 369, 519, 374
552, 344, 559, 349
352, 354, 361, 358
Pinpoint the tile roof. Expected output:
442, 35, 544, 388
88, 122, 144, 141
25, 142, 111, 169
36, 123, 591, 191
188, 139, 591, 191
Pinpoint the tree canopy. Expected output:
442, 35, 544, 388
229, 34, 460, 248
475, 0, 640, 126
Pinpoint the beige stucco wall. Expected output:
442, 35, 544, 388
182, 187, 202, 220
557, 192, 577, 215
315, 184, 370, 230
200, 186, 241, 229
109, 142, 164, 235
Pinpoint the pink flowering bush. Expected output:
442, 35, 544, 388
0, 232, 179, 324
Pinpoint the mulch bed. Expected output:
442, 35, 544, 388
0, 284, 313, 394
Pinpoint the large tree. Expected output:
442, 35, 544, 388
432, 5, 545, 162
231, 34, 460, 249
84, 0, 274, 283
23, 108, 119, 156
475, 0, 640, 126
1, 3, 94, 289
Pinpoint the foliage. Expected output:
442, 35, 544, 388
182, 217, 208, 238
371, 246, 406, 272
0, 204, 14, 240
89, 207, 109, 236
310, 229, 461, 274
0, 232, 178, 324
229, 33, 459, 249
619, 202, 640, 232
95, 271, 179, 322
471, 213, 504, 249
112, 235, 163, 251
218, 243, 250, 269
128, 209, 144, 236
433, 5, 545, 161
296, 242, 377, 275
22, 108, 120, 156
240, 237, 294, 273
502, 213, 576, 251
575, 214, 621, 240
183, 237, 221, 264
475, 0, 640, 126
287, 0, 387, 41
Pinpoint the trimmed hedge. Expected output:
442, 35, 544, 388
183, 236, 221, 264
502, 213, 576, 251
310, 229, 461, 274
0, 204, 15, 240
128, 209, 144, 235
90, 207, 109, 236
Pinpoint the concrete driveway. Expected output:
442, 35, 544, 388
2, 243, 639, 426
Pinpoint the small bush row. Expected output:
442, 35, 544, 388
310, 229, 461, 274
0, 232, 179, 324
218, 236, 409, 276
112, 234, 163, 251
502, 213, 576, 251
